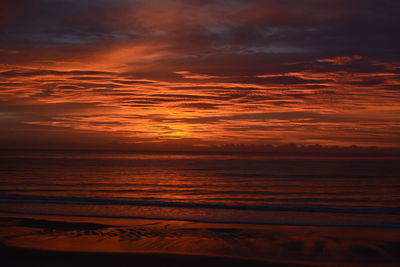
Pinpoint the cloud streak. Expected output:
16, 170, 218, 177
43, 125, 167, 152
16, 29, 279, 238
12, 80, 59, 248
0, 0, 399, 148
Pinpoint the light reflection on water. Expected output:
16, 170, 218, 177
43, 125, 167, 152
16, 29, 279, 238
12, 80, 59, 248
0, 151, 399, 226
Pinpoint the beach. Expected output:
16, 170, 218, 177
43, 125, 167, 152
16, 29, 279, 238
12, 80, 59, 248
1, 213, 400, 267
2, 0, 400, 265
1, 245, 303, 267
0, 151, 399, 266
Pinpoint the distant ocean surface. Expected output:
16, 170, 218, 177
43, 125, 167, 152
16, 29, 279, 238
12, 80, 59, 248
1, 151, 399, 227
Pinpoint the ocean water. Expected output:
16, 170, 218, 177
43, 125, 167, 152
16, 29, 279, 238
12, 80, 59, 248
1, 151, 399, 227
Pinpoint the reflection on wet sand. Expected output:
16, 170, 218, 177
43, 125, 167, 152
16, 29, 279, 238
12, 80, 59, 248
1, 214, 399, 266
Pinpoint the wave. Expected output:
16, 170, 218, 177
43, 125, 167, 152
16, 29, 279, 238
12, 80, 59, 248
2, 188, 394, 196
214, 173, 400, 179
1, 193, 399, 215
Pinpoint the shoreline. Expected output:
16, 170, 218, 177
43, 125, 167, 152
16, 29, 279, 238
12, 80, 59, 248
0, 209, 399, 229
0, 212, 399, 266
1, 205, 399, 229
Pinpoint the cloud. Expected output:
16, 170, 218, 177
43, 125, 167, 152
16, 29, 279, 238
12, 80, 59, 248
316, 56, 364, 65
0, 0, 399, 148
174, 71, 220, 80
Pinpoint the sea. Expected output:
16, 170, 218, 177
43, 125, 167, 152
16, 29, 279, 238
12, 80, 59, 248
1, 150, 399, 228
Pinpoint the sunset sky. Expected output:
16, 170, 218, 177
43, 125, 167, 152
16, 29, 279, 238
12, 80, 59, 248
1, 0, 399, 149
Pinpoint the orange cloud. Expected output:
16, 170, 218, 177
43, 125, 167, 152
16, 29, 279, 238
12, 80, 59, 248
316, 56, 363, 65
1, 0, 400, 149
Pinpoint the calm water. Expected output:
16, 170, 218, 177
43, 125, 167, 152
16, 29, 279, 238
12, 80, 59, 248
1, 151, 399, 227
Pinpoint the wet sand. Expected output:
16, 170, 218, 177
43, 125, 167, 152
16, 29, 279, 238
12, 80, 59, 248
0, 244, 305, 267
0, 213, 399, 267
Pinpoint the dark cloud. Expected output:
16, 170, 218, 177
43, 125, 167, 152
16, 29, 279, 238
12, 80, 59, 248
0, 0, 399, 148
0, 69, 116, 77
1, 0, 399, 58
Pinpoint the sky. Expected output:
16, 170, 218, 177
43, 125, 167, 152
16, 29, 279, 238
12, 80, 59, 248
0, 0, 399, 150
